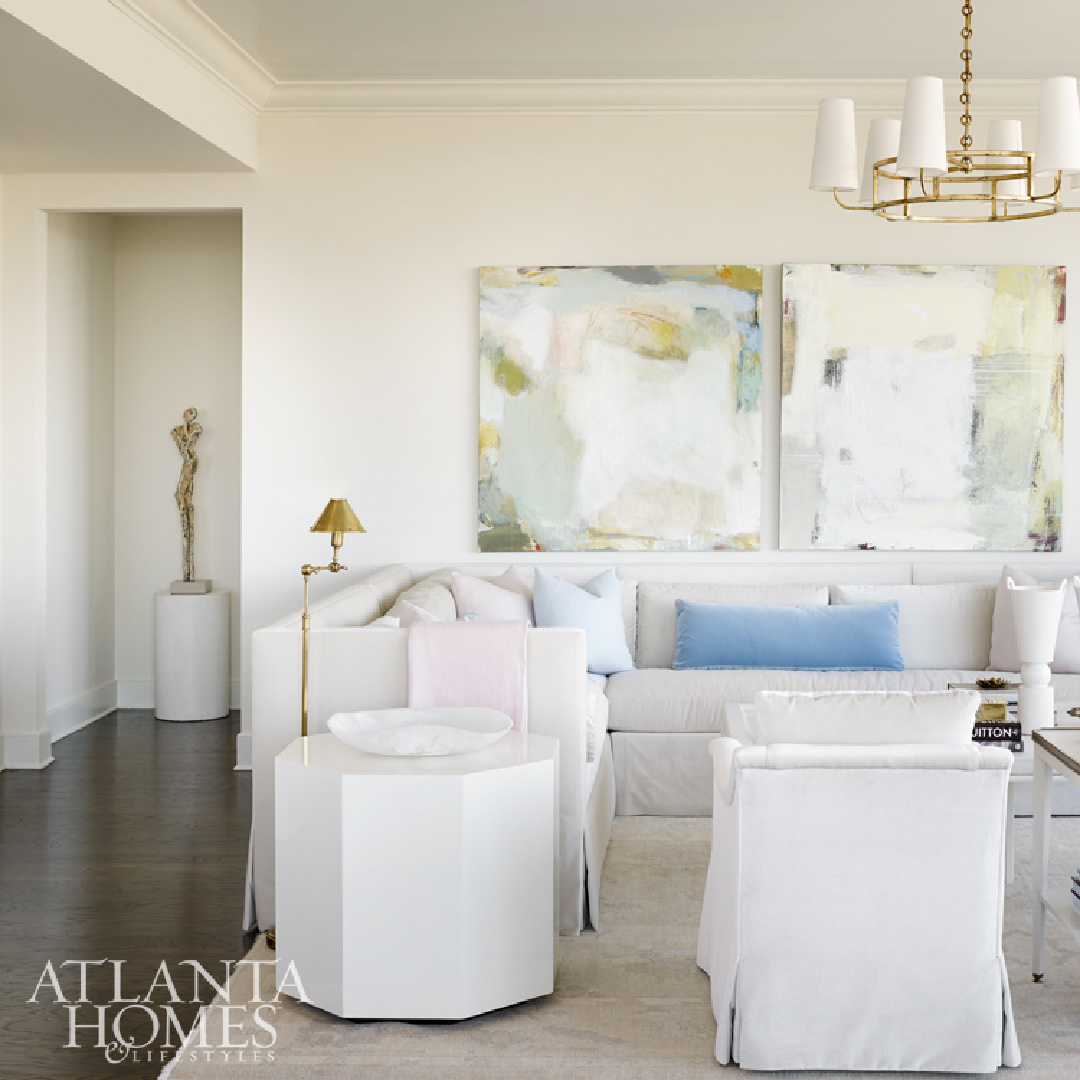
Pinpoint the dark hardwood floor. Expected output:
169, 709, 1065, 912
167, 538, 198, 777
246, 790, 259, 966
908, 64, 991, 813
0, 710, 254, 1080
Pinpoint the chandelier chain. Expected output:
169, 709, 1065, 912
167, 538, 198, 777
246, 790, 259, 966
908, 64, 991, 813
959, 1, 974, 155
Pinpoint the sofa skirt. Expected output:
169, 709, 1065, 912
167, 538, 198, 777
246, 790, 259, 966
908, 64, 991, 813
611, 730, 1080, 817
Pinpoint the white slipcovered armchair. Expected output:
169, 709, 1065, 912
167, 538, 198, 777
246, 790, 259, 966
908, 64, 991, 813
698, 693, 1021, 1073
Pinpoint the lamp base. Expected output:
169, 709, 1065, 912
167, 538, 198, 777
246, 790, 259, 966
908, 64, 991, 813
1018, 681, 1055, 736
171, 579, 212, 595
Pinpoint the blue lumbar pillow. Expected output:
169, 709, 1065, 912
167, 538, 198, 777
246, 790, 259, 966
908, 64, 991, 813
532, 568, 634, 676
673, 600, 904, 671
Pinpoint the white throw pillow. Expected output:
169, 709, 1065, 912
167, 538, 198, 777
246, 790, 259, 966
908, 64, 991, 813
397, 600, 438, 628
988, 565, 1080, 674
387, 571, 457, 622
368, 615, 401, 628
491, 565, 534, 600
750, 690, 979, 746
831, 584, 995, 670
451, 571, 533, 624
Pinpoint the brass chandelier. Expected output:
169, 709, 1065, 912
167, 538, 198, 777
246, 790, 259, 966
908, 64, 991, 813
810, 1, 1080, 221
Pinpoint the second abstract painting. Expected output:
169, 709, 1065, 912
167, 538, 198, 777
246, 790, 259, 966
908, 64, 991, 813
781, 264, 1064, 552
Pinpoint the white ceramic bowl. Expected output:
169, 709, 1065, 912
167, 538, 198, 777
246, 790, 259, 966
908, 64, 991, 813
326, 707, 512, 756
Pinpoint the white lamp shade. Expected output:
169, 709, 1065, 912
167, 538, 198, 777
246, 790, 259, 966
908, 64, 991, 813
1007, 578, 1066, 663
860, 117, 903, 204
896, 77, 948, 178
810, 98, 858, 191
1035, 76, 1080, 175
987, 119, 1025, 197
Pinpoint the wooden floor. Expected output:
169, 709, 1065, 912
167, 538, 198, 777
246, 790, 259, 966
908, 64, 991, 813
0, 710, 254, 1080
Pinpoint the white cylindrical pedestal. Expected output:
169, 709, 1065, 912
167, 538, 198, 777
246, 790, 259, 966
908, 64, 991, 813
155, 590, 230, 722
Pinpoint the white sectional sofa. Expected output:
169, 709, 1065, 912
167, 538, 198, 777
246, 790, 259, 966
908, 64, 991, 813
250, 559, 1080, 938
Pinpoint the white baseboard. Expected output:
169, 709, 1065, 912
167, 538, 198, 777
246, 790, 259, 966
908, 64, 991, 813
117, 679, 154, 708
2, 729, 53, 770
46, 681, 117, 741
235, 731, 252, 771
118, 679, 243, 711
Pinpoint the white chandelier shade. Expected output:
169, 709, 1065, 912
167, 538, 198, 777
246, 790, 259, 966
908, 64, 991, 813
809, 97, 858, 192
986, 119, 1023, 197
895, 76, 948, 178
860, 118, 903, 205
1035, 76, 1080, 175
808, 1, 1080, 222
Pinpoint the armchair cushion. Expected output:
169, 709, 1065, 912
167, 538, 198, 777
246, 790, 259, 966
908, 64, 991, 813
749, 689, 980, 746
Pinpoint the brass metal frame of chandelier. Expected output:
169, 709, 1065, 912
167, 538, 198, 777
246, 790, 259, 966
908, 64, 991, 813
834, 151, 1080, 222
831, 0, 1080, 222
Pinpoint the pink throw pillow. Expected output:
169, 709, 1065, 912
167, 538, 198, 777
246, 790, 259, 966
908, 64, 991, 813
451, 571, 534, 624
988, 565, 1080, 673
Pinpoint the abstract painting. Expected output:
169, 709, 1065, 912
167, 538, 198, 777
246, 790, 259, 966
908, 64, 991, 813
478, 265, 763, 552
780, 264, 1064, 551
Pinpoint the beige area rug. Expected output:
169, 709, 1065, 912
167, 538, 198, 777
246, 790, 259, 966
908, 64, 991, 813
164, 816, 1080, 1080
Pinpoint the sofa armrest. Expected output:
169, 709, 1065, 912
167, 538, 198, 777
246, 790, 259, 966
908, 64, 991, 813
251, 623, 591, 935
710, 737, 742, 807
525, 628, 589, 934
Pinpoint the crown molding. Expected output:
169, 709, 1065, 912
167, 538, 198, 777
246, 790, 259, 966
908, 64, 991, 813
104, 5, 1047, 118
262, 77, 1046, 117
109, 0, 274, 112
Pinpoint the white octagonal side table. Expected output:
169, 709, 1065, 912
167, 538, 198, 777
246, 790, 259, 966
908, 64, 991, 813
275, 730, 558, 1019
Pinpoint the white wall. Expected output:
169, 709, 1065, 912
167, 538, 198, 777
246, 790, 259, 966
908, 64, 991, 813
113, 214, 242, 707
6, 107, 1080, 768
45, 212, 116, 739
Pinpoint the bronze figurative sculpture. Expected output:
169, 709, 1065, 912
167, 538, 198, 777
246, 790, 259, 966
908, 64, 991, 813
171, 407, 203, 584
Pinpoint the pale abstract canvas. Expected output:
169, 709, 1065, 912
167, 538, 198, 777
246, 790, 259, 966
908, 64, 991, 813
781, 264, 1065, 551
478, 266, 763, 552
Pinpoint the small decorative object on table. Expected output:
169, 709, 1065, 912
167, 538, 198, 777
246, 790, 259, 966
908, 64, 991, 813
949, 681, 1022, 751
170, 407, 211, 594
327, 707, 512, 757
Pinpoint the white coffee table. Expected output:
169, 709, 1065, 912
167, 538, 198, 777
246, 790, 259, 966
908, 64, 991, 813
1032, 726, 1080, 981
275, 730, 558, 1019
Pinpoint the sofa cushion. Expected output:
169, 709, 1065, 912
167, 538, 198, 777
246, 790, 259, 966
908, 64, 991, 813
749, 690, 980, 746
387, 570, 457, 621
604, 667, 1079, 734
636, 583, 829, 668
988, 565, 1080, 674
832, 584, 995, 670
586, 674, 609, 764
673, 600, 903, 671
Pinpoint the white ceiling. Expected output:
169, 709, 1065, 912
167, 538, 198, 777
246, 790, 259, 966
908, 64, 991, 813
0, 9, 243, 172
190, 0, 1080, 82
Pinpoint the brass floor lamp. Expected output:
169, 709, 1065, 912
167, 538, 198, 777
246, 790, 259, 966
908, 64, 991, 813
268, 498, 364, 952
301, 498, 365, 738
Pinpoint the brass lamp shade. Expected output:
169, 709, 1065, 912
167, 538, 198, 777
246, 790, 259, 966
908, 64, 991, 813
310, 498, 365, 535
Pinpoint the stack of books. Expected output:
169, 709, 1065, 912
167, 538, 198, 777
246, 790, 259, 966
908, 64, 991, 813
949, 682, 1023, 752
1071, 870, 1080, 919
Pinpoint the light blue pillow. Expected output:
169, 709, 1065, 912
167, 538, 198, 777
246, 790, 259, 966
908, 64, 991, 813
673, 600, 904, 671
532, 568, 634, 675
